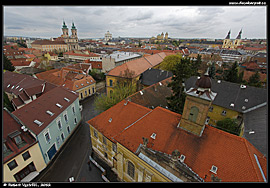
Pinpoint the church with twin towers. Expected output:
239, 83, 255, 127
60, 20, 79, 51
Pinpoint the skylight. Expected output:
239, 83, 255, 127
64, 97, 70, 102
210, 165, 218, 174
56, 103, 63, 108
46, 110, 54, 116
34, 119, 44, 126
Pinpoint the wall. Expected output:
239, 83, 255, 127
3, 143, 46, 182
116, 143, 170, 182
77, 83, 96, 101
89, 125, 116, 167
37, 98, 81, 164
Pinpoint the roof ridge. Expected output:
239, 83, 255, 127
242, 139, 265, 181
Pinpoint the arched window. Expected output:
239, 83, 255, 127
189, 106, 199, 122
109, 79, 113, 87
127, 161, 135, 179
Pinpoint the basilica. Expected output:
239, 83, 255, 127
60, 21, 79, 51
222, 29, 242, 49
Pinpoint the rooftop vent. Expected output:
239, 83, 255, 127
242, 106, 246, 110
178, 154, 185, 163
210, 165, 218, 174
108, 118, 112, 123
56, 103, 63, 108
64, 97, 70, 102
150, 133, 156, 139
46, 110, 54, 116
240, 84, 247, 89
34, 119, 43, 126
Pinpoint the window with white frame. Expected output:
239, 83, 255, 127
127, 161, 135, 179
63, 111, 68, 123
57, 119, 62, 130
44, 130, 51, 143
221, 110, 227, 116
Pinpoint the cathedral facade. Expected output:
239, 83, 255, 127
222, 29, 242, 49
60, 21, 79, 51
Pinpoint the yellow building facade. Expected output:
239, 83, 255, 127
115, 143, 171, 182
77, 83, 96, 101
89, 124, 171, 182
207, 104, 244, 136
106, 75, 139, 97
3, 143, 46, 182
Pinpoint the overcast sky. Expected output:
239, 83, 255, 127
4, 6, 267, 39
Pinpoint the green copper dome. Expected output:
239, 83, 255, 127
71, 22, 76, 30
62, 21, 68, 29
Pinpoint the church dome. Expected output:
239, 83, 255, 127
195, 75, 212, 89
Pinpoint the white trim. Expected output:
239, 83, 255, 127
254, 154, 267, 182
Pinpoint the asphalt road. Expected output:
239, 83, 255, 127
34, 93, 104, 182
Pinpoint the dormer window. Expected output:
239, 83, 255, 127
210, 165, 218, 174
56, 103, 63, 108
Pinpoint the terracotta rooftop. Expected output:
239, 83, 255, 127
3, 109, 36, 163
88, 100, 267, 182
36, 67, 96, 91
107, 52, 167, 78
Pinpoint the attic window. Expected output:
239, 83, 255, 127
56, 103, 63, 108
179, 154, 185, 162
230, 103, 234, 107
108, 118, 112, 123
140, 91, 143, 95
159, 82, 162, 86
34, 119, 44, 126
242, 106, 246, 110
81, 83, 84, 86
76, 85, 79, 88
210, 165, 218, 174
16, 86, 19, 89
64, 97, 70, 102
87, 81, 89, 84
217, 80, 221, 83
46, 110, 54, 116
7, 84, 10, 88
245, 98, 248, 102
19, 88, 23, 92
150, 133, 156, 139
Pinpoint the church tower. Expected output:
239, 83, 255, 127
165, 32, 169, 40
234, 29, 242, 47
222, 30, 231, 49
71, 22, 77, 38
177, 70, 217, 136
62, 21, 69, 38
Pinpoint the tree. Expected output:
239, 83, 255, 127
4, 55, 15, 71
208, 62, 216, 79
94, 81, 136, 112
3, 92, 14, 112
223, 62, 239, 83
167, 57, 193, 114
157, 54, 182, 72
248, 71, 262, 88
216, 118, 240, 135
190, 54, 201, 76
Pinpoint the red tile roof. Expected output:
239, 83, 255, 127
3, 110, 36, 163
12, 86, 78, 135
88, 100, 267, 182
107, 52, 167, 78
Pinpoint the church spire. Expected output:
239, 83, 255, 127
236, 29, 242, 39
225, 30, 231, 39
62, 20, 68, 29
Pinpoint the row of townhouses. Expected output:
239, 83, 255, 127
3, 71, 82, 182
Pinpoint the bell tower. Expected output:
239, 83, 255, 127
71, 22, 77, 38
62, 20, 69, 38
222, 30, 231, 49
178, 71, 217, 136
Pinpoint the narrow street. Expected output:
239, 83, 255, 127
33, 87, 108, 182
